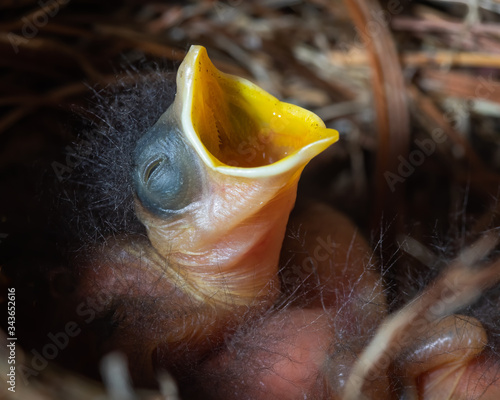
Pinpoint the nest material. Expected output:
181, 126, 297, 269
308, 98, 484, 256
1, 0, 500, 399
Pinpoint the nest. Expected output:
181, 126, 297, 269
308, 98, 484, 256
1, 0, 500, 399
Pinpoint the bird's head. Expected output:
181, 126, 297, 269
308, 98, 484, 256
133, 45, 338, 307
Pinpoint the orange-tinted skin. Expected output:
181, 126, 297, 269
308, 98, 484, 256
76, 236, 265, 385
75, 205, 500, 399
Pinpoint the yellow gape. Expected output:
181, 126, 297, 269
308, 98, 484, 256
178, 45, 338, 175
134, 45, 339, 308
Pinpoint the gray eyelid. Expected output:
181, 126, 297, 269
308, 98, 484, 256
142, 156, 167, 186
133, 113, 202, 217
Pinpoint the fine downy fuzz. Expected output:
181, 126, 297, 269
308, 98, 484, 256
133, 45, 338, 308
75, 45, 342, 387
64, 46, 500, 399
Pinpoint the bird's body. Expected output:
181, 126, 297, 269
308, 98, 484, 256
7, 46, 500, 399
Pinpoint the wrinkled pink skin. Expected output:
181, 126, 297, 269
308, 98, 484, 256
75, 203, 500, 399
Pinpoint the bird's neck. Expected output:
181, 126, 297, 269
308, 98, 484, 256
137, 181, 298, 310
167, 184, 297, 309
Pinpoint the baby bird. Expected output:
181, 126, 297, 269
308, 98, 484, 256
64, 46, 500, 399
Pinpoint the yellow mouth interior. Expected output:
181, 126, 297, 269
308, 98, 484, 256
185, 46, 338, 171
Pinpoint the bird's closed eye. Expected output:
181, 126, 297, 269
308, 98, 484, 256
144, 157, 166, 184
133, 123, 202, 216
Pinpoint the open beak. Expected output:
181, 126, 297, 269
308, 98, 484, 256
176, 45, 338, 176
134, 45, 338, 308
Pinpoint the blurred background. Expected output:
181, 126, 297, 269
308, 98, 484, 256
1, 0, 500, 398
